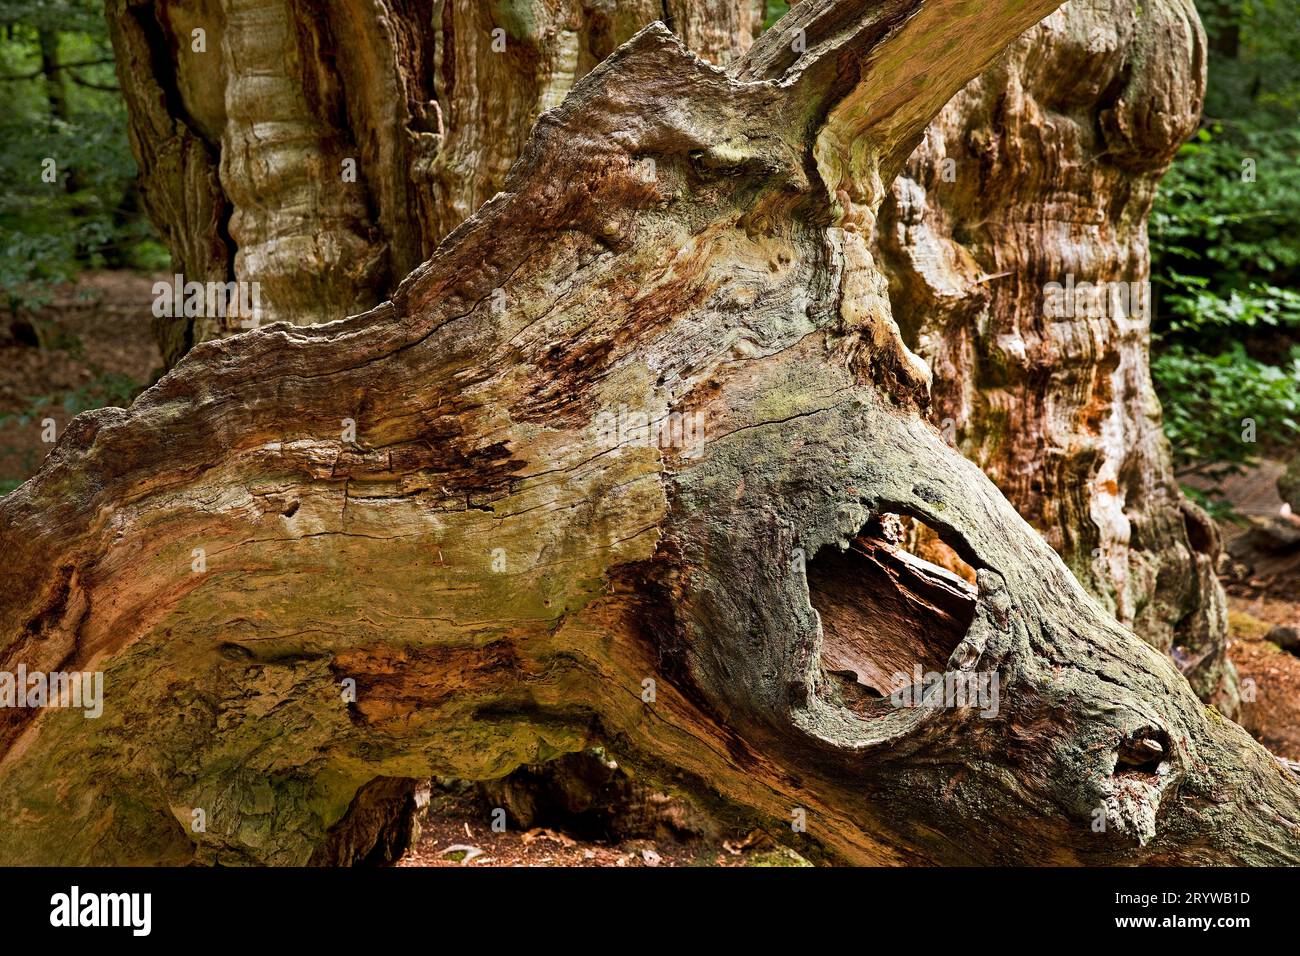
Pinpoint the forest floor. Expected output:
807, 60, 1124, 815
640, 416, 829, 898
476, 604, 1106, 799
1229, 592, 1300, 760
3, 271, 1299, 864
396, 785, 808, 868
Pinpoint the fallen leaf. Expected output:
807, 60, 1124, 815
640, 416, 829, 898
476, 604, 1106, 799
439, 844, 484, 865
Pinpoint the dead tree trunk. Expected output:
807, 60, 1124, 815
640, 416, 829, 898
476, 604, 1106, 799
105, 0, 765, 366
874, 0, 1237, 713
4, 0, 1298, 866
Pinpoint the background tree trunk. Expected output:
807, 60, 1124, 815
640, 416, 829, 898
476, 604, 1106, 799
106, 0, 766, 366
4, 0, 1298, 866
874, 0, 1238, 714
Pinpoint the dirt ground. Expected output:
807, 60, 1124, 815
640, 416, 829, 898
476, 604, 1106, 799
397, 787, 808, 868
1206, 461, 1300, 760
1228, 597, 1300, 761
4, 271, 1300, 864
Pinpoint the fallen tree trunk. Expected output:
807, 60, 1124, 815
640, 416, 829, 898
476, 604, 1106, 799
3, 0, 1299, 865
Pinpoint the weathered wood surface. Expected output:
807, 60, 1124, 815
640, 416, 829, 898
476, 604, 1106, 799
108, 0, 1237, 715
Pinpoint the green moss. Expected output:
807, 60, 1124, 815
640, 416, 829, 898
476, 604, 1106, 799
488, 0, 537, 41
747, 846, 813, 867
1228, 609, 1274, 640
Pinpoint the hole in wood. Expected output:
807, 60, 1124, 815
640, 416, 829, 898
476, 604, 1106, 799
807, 513, 978, 712
1115, 728, 1168, 779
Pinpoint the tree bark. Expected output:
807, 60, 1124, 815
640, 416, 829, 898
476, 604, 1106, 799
38, 28, 72, 129
4, 0, 1299, 866
106, 0, 766, 366
874, 0, 1238, 714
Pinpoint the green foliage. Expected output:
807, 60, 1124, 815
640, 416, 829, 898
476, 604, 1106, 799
1154, 343, 1300, 471
1153, 126, 1300, 289
1199, 0, 1300, 122
1159, 273, 1300, 337
0, 0, 166, 313
1151, 0, 1300, 484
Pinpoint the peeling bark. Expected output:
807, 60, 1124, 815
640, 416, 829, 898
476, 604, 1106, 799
5, 0, 1299, 866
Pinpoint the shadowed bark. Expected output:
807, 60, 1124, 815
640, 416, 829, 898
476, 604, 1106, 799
4, 0, 1297, 866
